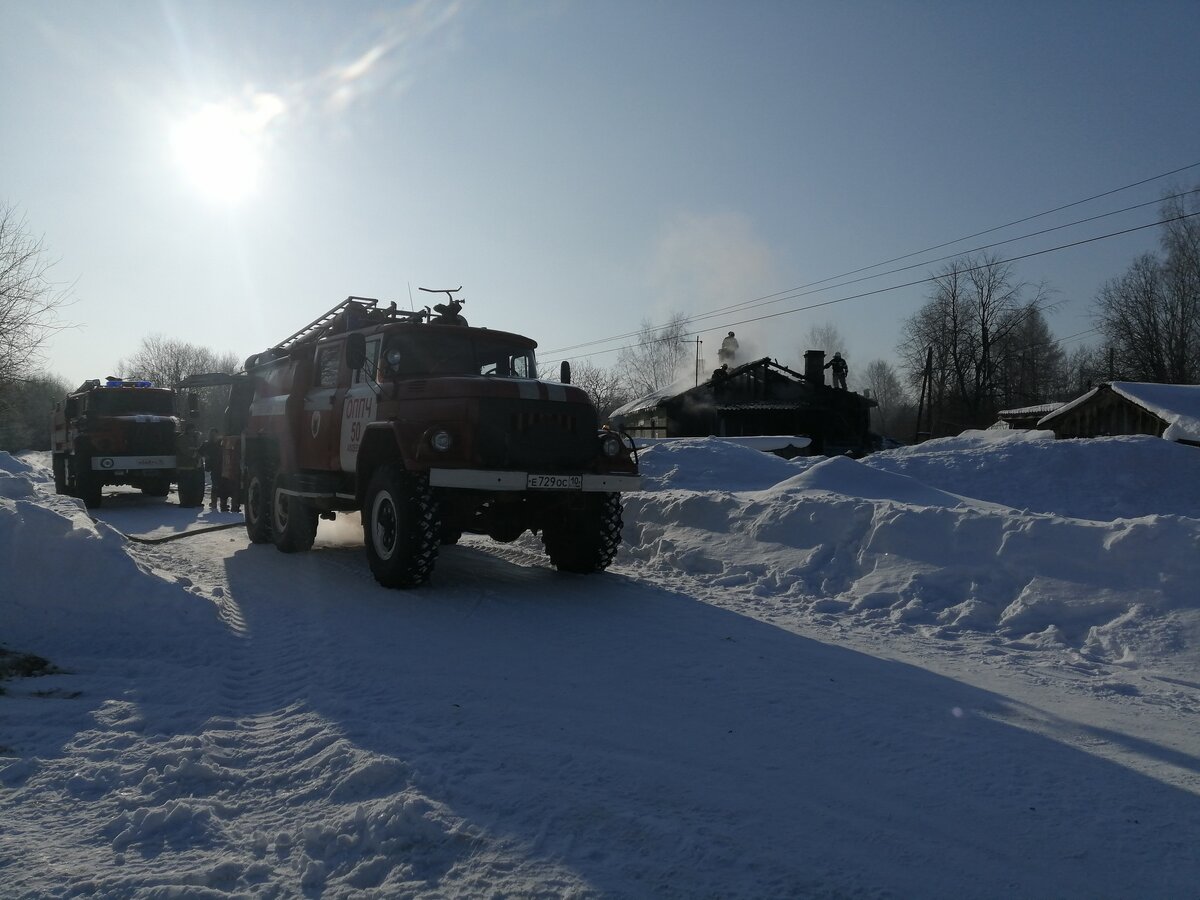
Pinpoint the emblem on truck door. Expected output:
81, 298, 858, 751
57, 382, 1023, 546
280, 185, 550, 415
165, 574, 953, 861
311, 410, 321, 438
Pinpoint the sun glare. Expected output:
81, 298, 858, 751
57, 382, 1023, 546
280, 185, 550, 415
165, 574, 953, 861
171, 99, 277, 204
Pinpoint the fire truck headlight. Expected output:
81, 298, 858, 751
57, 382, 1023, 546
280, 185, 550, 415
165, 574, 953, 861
430, 429, 453, 452
600, 433, 622, 458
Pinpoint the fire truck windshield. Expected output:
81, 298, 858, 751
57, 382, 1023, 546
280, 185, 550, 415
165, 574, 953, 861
383, 332, 536, 379
87, 390, 175, 416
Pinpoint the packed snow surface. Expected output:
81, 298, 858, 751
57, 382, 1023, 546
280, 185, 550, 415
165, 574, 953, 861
3, 432, 1200, 898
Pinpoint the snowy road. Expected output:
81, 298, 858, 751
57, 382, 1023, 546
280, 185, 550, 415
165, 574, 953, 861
4, 438, 1200, 897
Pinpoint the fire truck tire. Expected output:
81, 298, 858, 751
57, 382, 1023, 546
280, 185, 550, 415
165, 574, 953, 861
178, 470, 205, 508
272, 479, 318, 553
244, 464, 273, 544
77, 465, 103, 509
142, 477, 170, 497
52, 454, 67, 495
363, 465, 440, 588
541, 492, 623, 574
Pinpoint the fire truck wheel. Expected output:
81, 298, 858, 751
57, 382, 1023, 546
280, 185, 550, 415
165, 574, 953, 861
52, 454, 67, 495
244, 464, 273, 543
142, 477, 170, 497
363, 465, 440, 588
541, 492, 623, 574
77, 466, 103, 509
272, 478, 318, 553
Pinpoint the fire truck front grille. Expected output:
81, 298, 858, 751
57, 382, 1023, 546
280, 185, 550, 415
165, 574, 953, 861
124, 422, 176, 455
478, 399, 597, 469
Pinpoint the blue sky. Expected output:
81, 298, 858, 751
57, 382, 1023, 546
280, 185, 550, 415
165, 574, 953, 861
3, 0, 1199, 389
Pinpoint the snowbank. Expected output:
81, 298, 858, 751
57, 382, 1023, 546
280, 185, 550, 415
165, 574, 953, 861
1, 455, 228, 669
627, 433, 1200, 666
4, 437, 1200, 898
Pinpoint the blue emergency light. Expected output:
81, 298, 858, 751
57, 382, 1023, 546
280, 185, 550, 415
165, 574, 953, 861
104, 378, 154, 388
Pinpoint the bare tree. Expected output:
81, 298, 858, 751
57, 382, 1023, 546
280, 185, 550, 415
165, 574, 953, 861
0, 371, 72, 451
1093, 190, 1200, 384
567, 359, 631, 421
1064, 343, 1108, 394
115, 334, 239, 389
802, 322, 847, 357
0, 203, 72, 387
615, 311, 692, 398
1094, 254, 1200, 383
899, 253, 1050, 434
861, 359, 910, 437
992, 305, 1067, 405
117, 335, 241, 432
898, 258, 970, 434
1161, 189, 1200, 315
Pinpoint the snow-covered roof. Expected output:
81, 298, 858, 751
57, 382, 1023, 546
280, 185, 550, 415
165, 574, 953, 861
998, 402, 1063, 418
1039, 381, 1200, 442
609, 374, 698, 418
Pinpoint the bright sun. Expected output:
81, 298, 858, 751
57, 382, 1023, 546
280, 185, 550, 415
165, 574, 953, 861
171, 103, 265, 204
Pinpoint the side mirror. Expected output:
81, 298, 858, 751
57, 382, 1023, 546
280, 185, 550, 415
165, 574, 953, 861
560, 360, 572, 385
346, 333, 367, 370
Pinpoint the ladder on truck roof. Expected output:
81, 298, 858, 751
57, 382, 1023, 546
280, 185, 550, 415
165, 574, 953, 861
274, 296, 425, 350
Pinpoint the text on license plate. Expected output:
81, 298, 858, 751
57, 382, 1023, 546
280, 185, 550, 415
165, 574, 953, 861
527, 474, 582, 490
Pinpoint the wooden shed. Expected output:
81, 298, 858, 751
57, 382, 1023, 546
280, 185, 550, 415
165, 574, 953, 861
1037, 382, 1200, 447
995, 402, 1064, 430
610, 355, 878, 456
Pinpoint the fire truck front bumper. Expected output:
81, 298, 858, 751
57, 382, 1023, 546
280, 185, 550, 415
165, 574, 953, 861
91, 455, 177, 472
428, 469, 641, 492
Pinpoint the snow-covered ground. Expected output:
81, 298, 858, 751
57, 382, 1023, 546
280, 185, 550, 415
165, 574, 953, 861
3, 432, 1199, 898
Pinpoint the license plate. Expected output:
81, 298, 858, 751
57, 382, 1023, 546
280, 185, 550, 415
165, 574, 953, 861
527, 474, 582, 490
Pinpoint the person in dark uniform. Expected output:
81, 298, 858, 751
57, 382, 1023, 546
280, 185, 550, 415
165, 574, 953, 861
197, 428, 225, 510
719, 331, 739, 366
220, 436, 241, 513
825, 351, 848, 390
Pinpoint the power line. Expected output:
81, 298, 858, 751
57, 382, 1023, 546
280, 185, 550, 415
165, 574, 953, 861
541, 162, 1200, 360
541, 210, 1199, 371
550, 187, 1198, 362
687, 212, 1199, 337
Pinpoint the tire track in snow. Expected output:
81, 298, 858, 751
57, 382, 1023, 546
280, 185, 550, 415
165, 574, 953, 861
118, 529, 578, 897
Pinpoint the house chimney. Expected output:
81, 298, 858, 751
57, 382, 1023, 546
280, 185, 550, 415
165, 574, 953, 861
804, 349, 826, 386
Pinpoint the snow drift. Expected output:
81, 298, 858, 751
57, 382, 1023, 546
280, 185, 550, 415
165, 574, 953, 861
3, 434, 1200, 898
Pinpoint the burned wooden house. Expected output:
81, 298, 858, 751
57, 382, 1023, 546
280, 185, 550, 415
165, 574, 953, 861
610, 351, 878, 456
